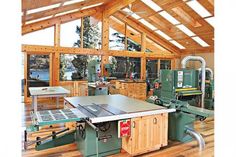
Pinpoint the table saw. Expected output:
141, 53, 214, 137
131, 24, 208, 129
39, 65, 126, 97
25, 94, 175, 157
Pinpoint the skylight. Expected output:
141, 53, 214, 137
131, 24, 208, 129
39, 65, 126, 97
141, 0, 162, 12
155, 30, 172, 40
122, 8, 141, 19
82, 2, 103, 10
176, 24, 196, 36
55, 9, 80, 17
192, 37, 209, 47
64, 0, 84, 6
25, 15, 53, 24
27, 3, 61, 14
139, 19, 157, 30
186, 0, 211, 18
170, 40, 185, 49
159, 11, 180, 25
205, 17, 214, 27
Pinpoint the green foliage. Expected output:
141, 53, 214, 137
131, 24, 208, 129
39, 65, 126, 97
71, 16, 101, 80
59, 54, 67, 81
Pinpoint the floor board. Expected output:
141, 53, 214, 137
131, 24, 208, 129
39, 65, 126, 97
22, 102, 214, 157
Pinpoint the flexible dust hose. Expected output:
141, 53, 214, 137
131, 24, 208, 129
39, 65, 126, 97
181, 56, 206, 108
198, 67, 214, 81
185, 128, 205, 151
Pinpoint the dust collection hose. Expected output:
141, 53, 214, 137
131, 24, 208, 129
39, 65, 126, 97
185, 127, 205, 151
181, 56, 206, 108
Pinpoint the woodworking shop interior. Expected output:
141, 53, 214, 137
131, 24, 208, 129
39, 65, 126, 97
21, 0, 215, 156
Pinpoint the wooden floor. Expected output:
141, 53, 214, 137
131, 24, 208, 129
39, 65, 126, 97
22, 102, 214, 157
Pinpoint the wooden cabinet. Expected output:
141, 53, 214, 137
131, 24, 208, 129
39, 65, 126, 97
122, 113, 168, 156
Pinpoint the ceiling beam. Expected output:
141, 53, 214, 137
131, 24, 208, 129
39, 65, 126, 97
180, 47, 214, 54
22, 44, 178, 58
22, 0, 72, 11
23, 0, 109, 22
22, 6, 101, 35
197, 0, 214, 15
103, 0, 137, 17
113, 11, 181, 55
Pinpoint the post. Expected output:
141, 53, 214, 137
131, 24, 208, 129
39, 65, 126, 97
53, 23, 60, 86
101, 11, 110, 76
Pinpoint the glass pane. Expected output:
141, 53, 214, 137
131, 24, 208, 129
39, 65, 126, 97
27, 55, 50, 97
146, 59, 158, 83
60, 54, 101, 81
83, 16, 102, 49
61, 19, 81, 47
160, 60, 171, 69
109, 56, 141, 79
109, 28, 125, 50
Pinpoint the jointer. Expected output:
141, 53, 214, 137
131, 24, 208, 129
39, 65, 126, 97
25, 94, 175, 157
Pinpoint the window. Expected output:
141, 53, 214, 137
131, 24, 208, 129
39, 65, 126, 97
110, 57, 141, 79
61, 19, 81, 47
160, 60, 171, 69
155, 30, 172, 40
186, 0, 211, 18
22, 27, 54, 46
60, 54, 101, 81
192, 37, 209, 47
146, 59, 158, 83
159, 11, 180, 25
170, 40, 185, 49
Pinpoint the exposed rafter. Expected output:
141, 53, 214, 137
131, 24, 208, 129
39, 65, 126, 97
22, 6, 102, 35
113, 11, 181, 55
103, 0, 137, 17
22, 0, 72, 11
23, 0, 110, 22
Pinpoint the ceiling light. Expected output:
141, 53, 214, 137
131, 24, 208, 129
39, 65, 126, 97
155, 30, 172, 40
159, 11, 180, 25
141, 0, 162, 12
192, 37, 209, 47
186, 0, 211, 18
176, 24, 196, 36
139, 19, 157, 30
170, 40, 185, 49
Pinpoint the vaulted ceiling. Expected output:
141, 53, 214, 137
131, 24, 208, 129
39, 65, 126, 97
22, 0, 214, 54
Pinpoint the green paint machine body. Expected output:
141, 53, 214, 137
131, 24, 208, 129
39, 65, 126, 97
147, 69, 214, 142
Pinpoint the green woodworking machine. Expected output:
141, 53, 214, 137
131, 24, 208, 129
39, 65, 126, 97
147, 56, 214, 149
24, 95, 174, 157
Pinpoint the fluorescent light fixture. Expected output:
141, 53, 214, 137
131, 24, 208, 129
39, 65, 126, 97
176, 24, 196, 36
55, 9, 80, 16
82, 2, 103, 10
27, 3, 61, 14
170, 40, 185, 49
64, 0, 84, 6
192, 37, 209, 47
205, 17, 214, 27
159, 11, 180, 25
155, 30, 172, 40
141, 0, 162, 12
122, 8, 141, 19
139, 19, 157, 30
186, 0, 211, 17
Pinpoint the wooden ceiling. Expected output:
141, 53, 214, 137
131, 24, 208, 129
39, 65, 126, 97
22, 0, 214, 54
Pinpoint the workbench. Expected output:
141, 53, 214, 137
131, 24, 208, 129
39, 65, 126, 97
29, 86, 70, 112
